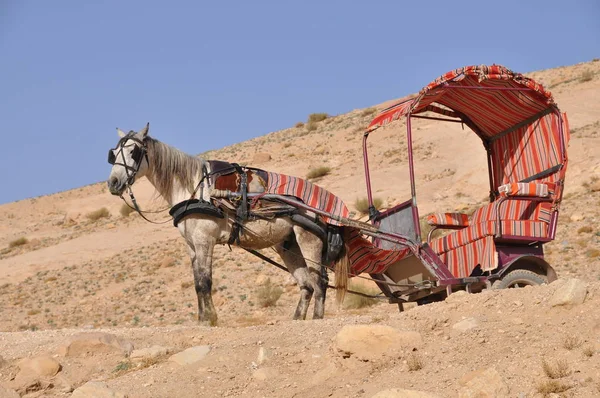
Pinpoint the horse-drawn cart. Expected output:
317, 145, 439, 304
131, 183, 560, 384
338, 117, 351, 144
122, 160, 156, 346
108, 63, 570, 322
356, 64, 570, 308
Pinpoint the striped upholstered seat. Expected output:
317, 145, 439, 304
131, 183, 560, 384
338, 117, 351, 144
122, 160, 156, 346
430, 195, 554, 278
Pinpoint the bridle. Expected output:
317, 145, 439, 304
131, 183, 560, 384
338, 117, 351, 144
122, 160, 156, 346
108, 132, 173, 224
108, 132, 148, 187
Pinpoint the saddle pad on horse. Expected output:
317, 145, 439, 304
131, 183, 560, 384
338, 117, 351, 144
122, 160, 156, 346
209, 162, 412, 275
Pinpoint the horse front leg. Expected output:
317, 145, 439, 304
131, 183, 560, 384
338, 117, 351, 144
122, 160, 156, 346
189, 238, 218, 326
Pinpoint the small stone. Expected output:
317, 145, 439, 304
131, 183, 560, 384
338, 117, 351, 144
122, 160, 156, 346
332, 325, 422, 361
257, 347, 269, 365
252, 367, 278, 381
458, 367, 509, 397
17, 355, 61, 377
549, 278, 588, 307
169, 345, 211, 365
71, 381, 127, 398
452, 317, 479, 332
58, 332, 133, 357
570, 213, 584, 222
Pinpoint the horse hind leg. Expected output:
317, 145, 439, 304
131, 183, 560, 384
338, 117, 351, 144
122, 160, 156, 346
275, 238, 313, 320
293, 226, 327, 320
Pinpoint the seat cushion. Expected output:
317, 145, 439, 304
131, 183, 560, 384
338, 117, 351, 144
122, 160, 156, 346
426, 212, 469, 228
431, 220, 549, 255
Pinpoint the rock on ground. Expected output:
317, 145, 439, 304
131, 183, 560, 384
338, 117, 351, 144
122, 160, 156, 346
370, 388, 442, 398
452, 317, 480, 332
332, 324, 422, 361
549, 278, 588, 307
71, 381, 127, 398
58, 332, 134, 357
17, 355, 61, 377
458, 367, 509, 398
168, 345, 211, 365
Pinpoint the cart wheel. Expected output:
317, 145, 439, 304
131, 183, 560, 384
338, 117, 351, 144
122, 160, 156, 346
492, 269, 547, 290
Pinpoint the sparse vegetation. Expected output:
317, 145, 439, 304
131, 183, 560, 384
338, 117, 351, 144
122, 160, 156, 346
542, 358, 571, 379
86, 207, 110, 221
181, 281, 194, 289
120, 203, 135, 217
407, 352, 423, 371
536, 379, 572, 396
361, 107, 377, 117
583, 346, 595, 357
342, 282, 380, 309
586, 248, 600, 258
308, 113, 329, 123
8, 237, 28, 248
307, 121, 318, 132
307, 166, 331, 180
580, 69, 594, 83
562, 335, 582, 350
113, 360, 133, 375
255, 278, 283, 308
354, 197, 383, 215
295, 122, 304, 128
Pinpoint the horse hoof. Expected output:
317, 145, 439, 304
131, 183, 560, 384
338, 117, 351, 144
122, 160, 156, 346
197, 317, 218, 327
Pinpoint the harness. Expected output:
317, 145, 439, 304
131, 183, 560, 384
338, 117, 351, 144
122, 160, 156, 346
108, 138, 342, 260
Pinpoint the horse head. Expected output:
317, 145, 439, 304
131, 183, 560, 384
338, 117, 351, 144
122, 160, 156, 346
107, 122, 150, 196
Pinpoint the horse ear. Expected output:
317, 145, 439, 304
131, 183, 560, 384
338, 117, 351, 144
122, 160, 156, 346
137, 122, 149, 139
117, 128, 126, 138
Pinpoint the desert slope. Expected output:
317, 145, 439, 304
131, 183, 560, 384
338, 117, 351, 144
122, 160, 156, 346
0, 59, 599, 397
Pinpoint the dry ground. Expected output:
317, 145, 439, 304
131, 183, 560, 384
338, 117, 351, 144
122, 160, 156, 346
0, 59, 599, 397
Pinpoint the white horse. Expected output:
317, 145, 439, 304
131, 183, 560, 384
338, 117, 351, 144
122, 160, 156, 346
107, 123, 349, 326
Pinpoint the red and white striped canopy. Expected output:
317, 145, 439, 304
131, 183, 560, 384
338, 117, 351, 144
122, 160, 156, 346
367, 64, 556, 139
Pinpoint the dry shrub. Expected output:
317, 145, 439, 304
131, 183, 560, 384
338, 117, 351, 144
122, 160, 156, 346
361, 107, 377, 117
307, 166, 331, 180
578, 226, 593, 234
308, 113, 329, 123
563, 335, 582, 350
579, 70, 594, 83
583, 346, 595, 357
295, 122, 304, 128
120, 203, 135, 217
542, 358, 571, 379
536, 380, 572, 396
586, 248, 600, 258
307, 121, 318, 132
342, 282, 379, 309
255, 278, 283, 308
86, 207, 110, 221
407, 352, 423, 371
9, 237, 28, 248
354, 197, 383, 215
181, 281, 194, 290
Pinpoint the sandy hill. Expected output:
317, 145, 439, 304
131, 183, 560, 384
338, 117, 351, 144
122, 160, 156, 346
0, 60, 599, 398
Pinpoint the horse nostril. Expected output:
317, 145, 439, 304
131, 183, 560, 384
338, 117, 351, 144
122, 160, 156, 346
109, 177, 118, 188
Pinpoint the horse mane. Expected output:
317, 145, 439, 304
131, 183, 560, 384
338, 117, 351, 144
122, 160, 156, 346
145, 136, 206, 201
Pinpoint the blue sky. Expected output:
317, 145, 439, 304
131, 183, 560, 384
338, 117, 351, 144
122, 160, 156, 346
0, 0, 598, 204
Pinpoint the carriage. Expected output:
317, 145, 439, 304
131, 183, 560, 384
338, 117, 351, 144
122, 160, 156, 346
108, 63, 570, 321
357, 64, 570, 308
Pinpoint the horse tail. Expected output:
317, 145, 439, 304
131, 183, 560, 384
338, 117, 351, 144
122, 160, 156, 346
333, 228, 351, 307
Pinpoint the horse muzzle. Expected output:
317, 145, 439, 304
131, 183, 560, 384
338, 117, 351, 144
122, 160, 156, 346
108, 177, 126, 196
